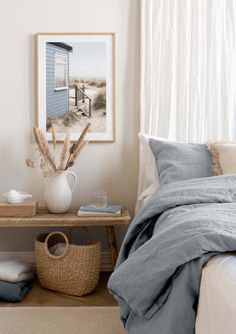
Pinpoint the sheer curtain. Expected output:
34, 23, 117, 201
140, 0, 236, 142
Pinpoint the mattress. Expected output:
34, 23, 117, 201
196, 254, 236, 334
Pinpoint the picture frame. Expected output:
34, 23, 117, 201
35, 33, 116, 142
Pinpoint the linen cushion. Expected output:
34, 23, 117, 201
149, 139, 213, 186
207, 142, 236, 175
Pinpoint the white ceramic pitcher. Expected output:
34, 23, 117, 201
44, 171, 77, 213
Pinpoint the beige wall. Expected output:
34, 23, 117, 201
0, 0, 140, 251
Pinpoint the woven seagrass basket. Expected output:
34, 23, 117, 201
35, 228, 101, 296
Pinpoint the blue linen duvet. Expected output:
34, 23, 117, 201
108, 175, 236, 334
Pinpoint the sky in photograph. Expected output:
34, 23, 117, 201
69, 42, 106, 79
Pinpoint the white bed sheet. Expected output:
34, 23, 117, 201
196, 254, 236, 334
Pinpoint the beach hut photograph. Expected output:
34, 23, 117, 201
36, 33, 115, 142
46, 41, 98, 132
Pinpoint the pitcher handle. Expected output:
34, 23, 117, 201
67, 171, 77, 193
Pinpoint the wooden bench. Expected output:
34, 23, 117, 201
0, 208, 131, 270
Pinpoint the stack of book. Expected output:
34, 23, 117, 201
77, 205, 122, 217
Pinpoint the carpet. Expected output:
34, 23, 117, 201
0, 306, 127, 334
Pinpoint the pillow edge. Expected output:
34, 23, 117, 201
207, 143, 222, 176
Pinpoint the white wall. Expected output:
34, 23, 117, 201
0, 0, 140, 251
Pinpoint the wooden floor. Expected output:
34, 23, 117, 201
0, 272, 117, 307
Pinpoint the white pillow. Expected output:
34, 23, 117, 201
135, 133, 166, 213
135, 184, 157, 213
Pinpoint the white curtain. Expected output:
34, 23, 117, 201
140, 0, 236, 142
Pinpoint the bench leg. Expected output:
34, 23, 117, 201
106, 226, 118, 270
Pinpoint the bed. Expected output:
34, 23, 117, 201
108, 134, 236, 334
196, 253, 236, 334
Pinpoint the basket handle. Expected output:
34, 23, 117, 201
68, 226, 92, 244
44, 231, 69, 259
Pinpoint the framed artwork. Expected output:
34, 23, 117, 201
35, 33, 115, 142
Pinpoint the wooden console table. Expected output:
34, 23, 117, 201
0, 209, 131, 270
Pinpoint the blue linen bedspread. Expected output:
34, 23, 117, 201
108, 175, 236, 334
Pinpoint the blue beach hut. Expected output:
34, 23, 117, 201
46, 42, 73, 119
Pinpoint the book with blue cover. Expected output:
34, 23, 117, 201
77, 205, 122, 216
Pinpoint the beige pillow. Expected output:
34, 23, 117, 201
208, 141, 236, 175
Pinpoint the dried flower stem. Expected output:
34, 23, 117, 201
51, 124, 57, 155
29, 124, 90, 177
65, 123, 91, 169
58, 128, 71, 171
26, 159, 35, 168
72, 123, 91, 154
72, 140, 89, 161
33, 126, 57, 172
65, 140, 89, 170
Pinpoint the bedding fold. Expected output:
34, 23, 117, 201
0, 261, 35, 283
108, 175, 236, 333
0, 280, 30, 302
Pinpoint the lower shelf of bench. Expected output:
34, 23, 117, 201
0, 273, 116, 307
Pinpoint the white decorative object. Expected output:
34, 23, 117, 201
43, 171, 77, 213
2, 190, 32, 204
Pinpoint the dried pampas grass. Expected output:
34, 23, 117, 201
33, 126, 57, 172
27, 123, 91, 177
26, 159, 35, 168
65, 123, 91, 169
51, 124, 57, 153
58, 129, 71, 171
